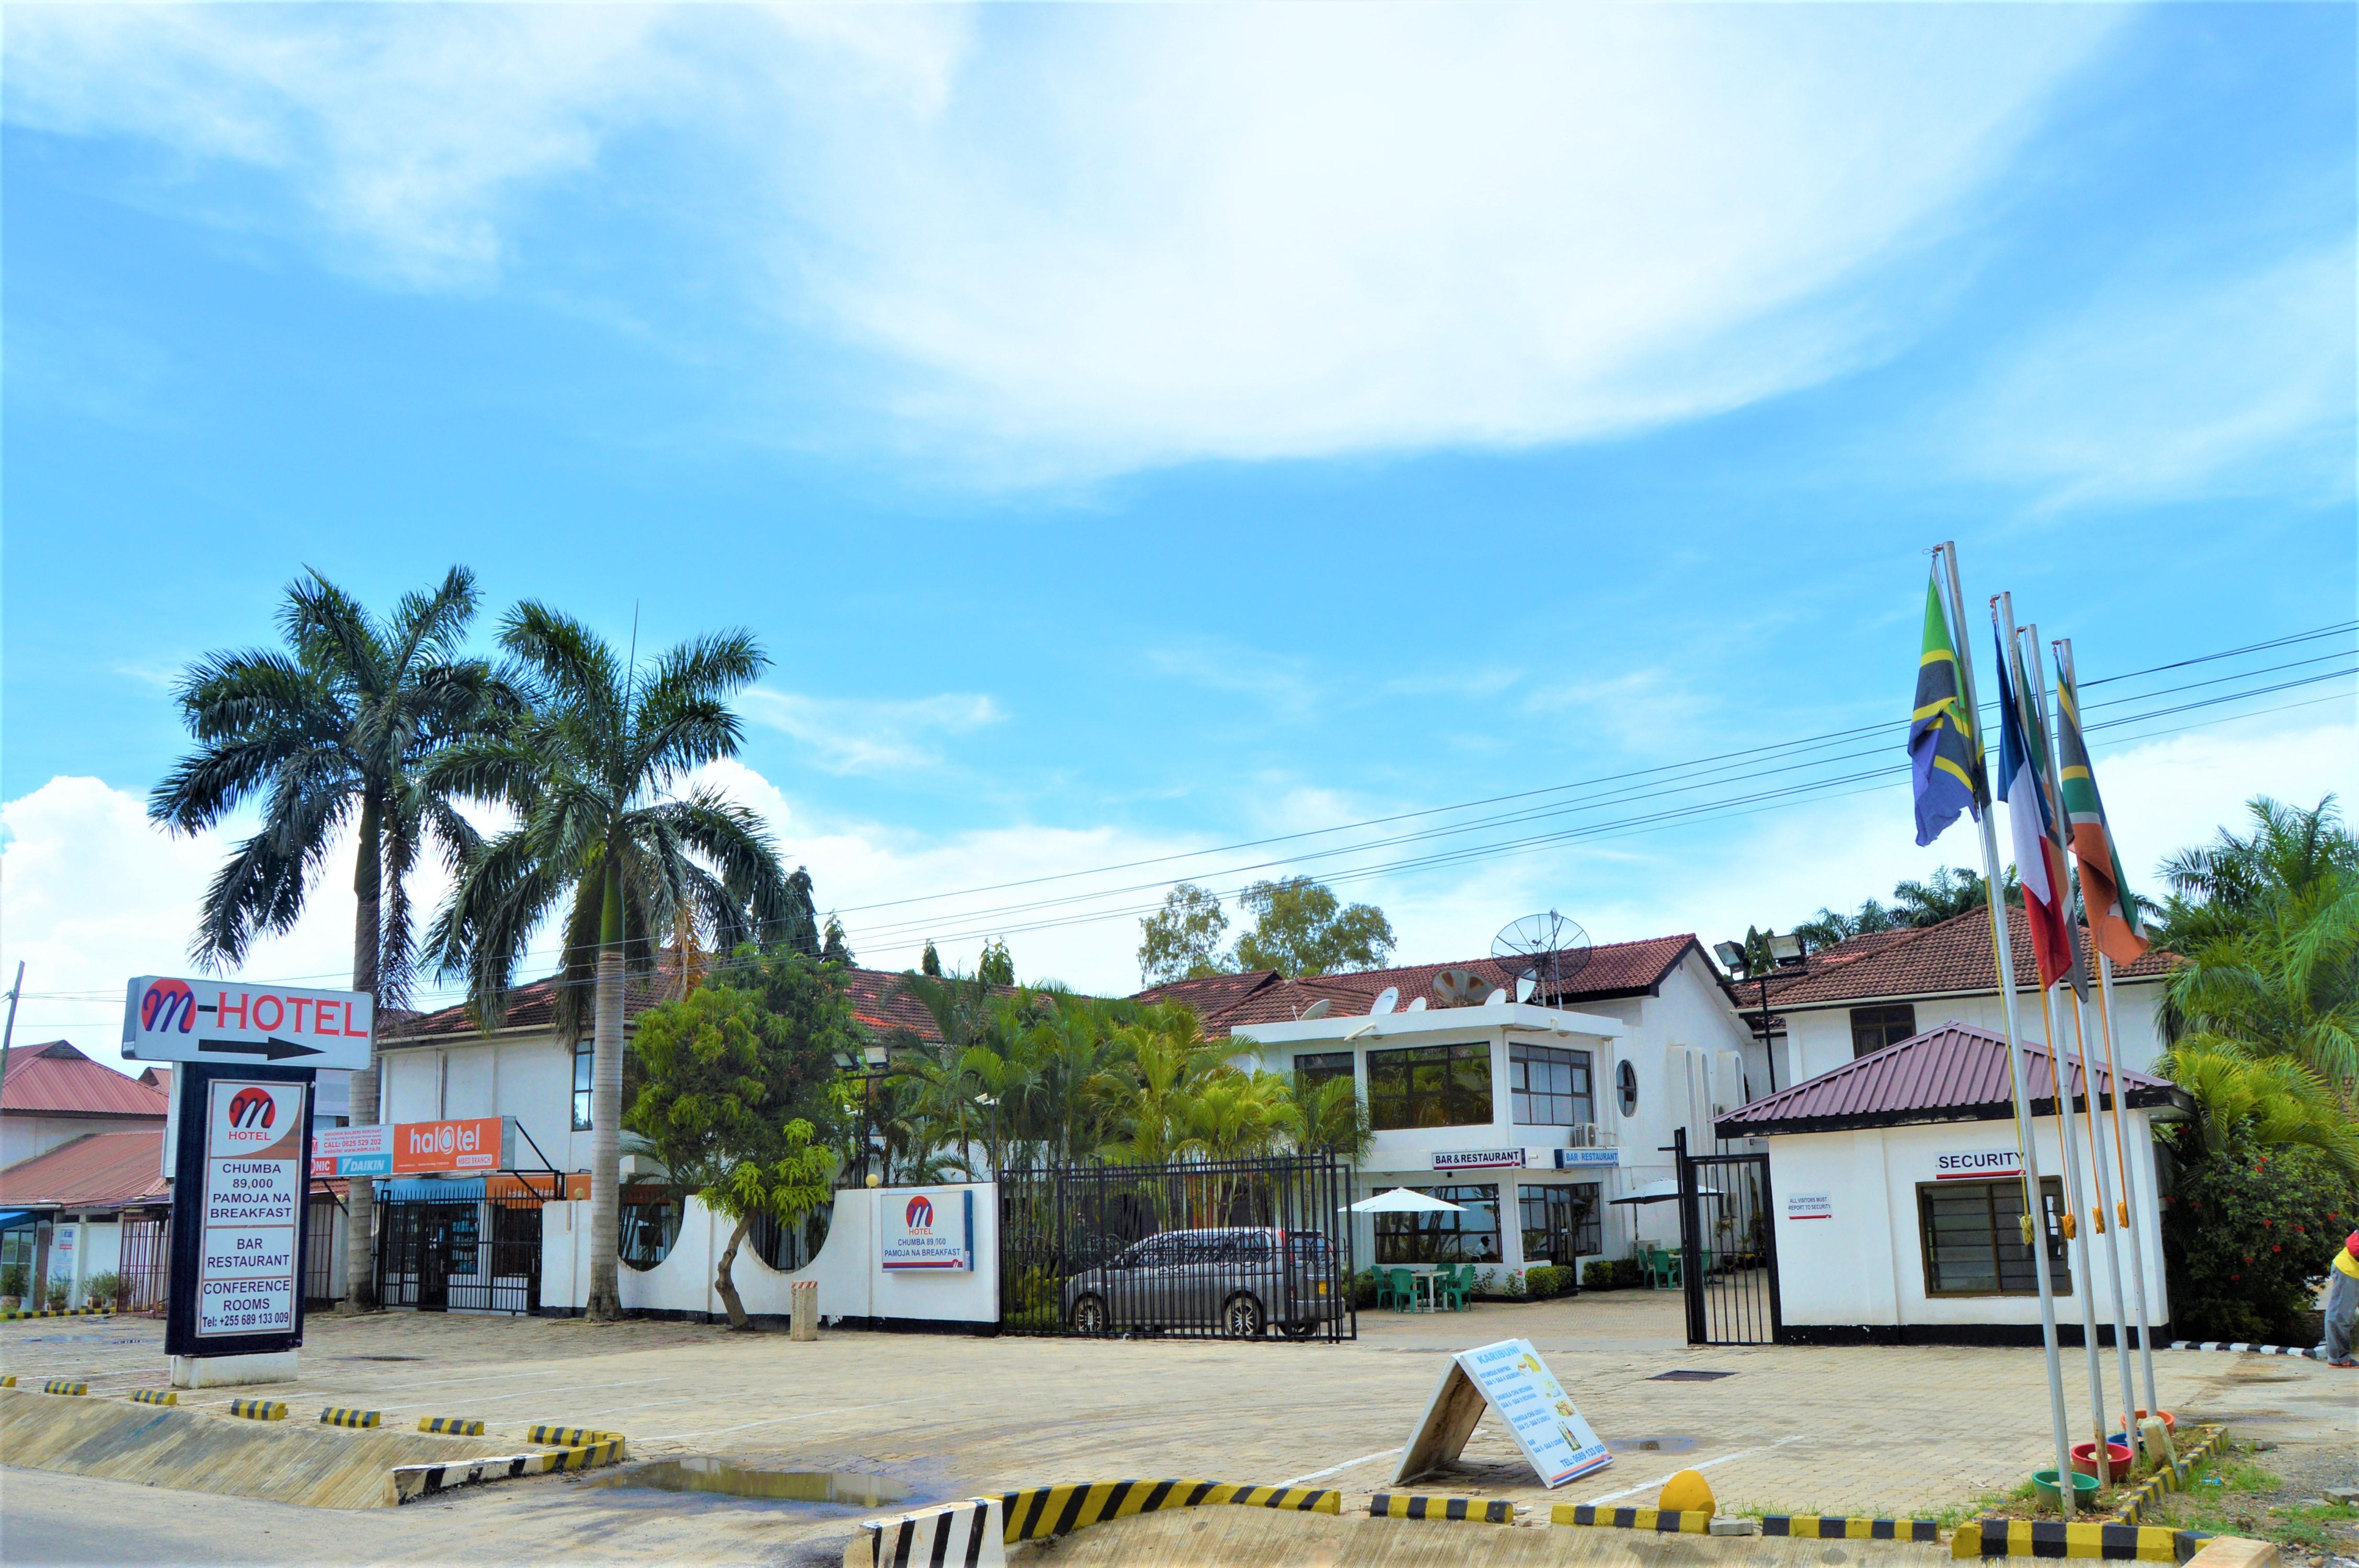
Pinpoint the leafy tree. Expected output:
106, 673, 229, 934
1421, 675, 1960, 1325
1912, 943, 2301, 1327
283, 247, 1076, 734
978, 939, 1015, 987
821, 915, 852, 965
2158, 794, 2356, 952
1233, 877, 1395, 977
1891, 866, 2005, 926
921, 940, 943, 977
1792, 900, 1898, 952
624, 950, 851, 1329
149, 566, 512, 1312
426, 603, 801, 1320
1279, 1072, 1373, 1166
1139, 883, 1234, 983
2155, 1045, 2359, 1178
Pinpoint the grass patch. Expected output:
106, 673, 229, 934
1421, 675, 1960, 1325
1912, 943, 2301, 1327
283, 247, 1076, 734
2136, 1440, 2358, 1551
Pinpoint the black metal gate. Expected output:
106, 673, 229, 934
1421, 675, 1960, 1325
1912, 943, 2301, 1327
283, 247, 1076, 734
375, 1192, 545, 1315
1674, 1129, 1781, 1345
1000, 1154, 1356, 1342
118, 1214, 169, 1314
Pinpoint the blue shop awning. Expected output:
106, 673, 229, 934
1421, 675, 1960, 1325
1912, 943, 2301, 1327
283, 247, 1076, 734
0, 1209, 38, 1231
383, 1178, 485, 1202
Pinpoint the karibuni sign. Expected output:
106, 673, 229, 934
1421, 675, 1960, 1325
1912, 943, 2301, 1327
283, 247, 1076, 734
124, 976, 373, 1072
1395, 1338, 1611, 1489
880, 1188, 975, 1271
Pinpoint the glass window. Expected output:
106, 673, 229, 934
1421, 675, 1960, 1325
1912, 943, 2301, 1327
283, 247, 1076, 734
1917, 1178, 2070, 1296
617, 1194, 681, 1271
1293, 1052, 1354, 1097
1367, 1043, 1494, 1130
1617, 1060, 1639, 1116
1851, 1004, 1918, 1058
1375, 1184, 1501, 1265
1518, 1182, 1602, 1264
571, 1042, 594, 1131
1510, 1044, 1593, 1127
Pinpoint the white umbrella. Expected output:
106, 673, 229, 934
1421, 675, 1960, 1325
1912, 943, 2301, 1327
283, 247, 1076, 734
1341, 1187, 1466, 1214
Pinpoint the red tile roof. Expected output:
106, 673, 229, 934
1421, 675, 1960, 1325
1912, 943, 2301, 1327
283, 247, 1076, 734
1716, 1019, 2191, 1137
0, 1128, 171, 1210
1732, 912, 2175, 1017
1, 1043, 170, 1120
382, 965, 960, 1046
1135, 935, 1703, 1039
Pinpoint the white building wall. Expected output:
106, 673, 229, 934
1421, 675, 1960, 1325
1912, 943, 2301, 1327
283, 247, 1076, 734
1783, 981, 2169, 1086
2, 1115, 164, 1169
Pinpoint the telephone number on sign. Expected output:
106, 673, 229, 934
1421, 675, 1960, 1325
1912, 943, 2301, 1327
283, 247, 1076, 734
203, 1310, 293, 1332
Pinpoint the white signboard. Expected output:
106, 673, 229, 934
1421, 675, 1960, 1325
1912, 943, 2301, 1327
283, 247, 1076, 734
1395, 1338, 1612, 1489
1933, 1149, 2022, 1181
1785, 1193, 1833, 1221
880, 1189, 973, 1271
123, 976, 373, 1071
197, 1080, 306, 1338
1432, 1148, 1528, 1171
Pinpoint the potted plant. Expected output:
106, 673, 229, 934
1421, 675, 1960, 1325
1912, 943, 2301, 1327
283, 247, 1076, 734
0, 1262, 26, 1311
83, 1272, 124, 1314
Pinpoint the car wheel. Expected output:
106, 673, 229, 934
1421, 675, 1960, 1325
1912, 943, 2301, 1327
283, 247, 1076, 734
1222, 1292, 1265, 1339
1070, 1295, 1109, 1336
1279, 1321, 1318, 1341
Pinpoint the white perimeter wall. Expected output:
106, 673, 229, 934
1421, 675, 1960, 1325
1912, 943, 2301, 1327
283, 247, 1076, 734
540, 1183, 999, 1325
1770, 1113, 2170, 1331
1784, 982, 2169, 1087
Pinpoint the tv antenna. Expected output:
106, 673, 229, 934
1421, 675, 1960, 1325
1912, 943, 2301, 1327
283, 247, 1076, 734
1492, 911, 1591, 1005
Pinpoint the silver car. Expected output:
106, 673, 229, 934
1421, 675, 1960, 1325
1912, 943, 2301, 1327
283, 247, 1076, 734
1061, 1227, 1343, 1339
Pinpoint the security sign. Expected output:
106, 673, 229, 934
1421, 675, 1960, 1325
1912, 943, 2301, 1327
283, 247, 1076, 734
123, 975, 373, 1071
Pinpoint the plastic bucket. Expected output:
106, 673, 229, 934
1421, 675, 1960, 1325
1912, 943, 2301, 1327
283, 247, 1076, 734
2071, 1441, 2132, 1480
2034, 1468, 2103, 1508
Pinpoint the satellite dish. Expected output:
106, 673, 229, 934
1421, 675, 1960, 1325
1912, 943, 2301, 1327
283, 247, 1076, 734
1300, 998, 1333, 1020
1371, 986, 1399, 1015
1433, 968, 1488, 1007
1483, 987, 1508, 1005
1406, 997, 1428, 1012
1491, 910, 1593, 1006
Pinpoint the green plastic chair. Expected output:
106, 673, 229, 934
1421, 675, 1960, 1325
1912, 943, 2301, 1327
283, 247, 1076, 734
1435, 1264, 1472, 1311
1382, 1267, 1421, 1312
1643, 1246, 1682, 1290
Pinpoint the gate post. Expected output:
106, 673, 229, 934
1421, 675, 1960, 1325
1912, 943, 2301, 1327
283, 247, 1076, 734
1674, 1129, 1706, 1345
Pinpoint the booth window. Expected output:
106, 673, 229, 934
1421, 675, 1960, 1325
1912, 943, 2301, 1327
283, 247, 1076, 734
1366, 1043, 1492, 1130
1850, 1005, 1918, 1057
571, 1042, 593, 1131
1510, 1043, 1592, 1126
1293, 1051, 1355, 1099
1918, 1177, 2071, 1296
1518, 1182, 1601, 1265
1374, 1184, 1501, 1265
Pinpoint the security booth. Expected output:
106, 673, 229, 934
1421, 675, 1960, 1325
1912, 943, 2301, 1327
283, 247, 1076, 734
1714, 1020, 2189, 1346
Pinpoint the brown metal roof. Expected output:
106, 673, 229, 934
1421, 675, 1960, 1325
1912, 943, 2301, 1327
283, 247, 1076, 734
1, 1042, 171, 1120
0, 1128, 171, 1210
382, 965, 968, 1048
1731, 911, 2175, 1018
1716, 1020, 2192, 1137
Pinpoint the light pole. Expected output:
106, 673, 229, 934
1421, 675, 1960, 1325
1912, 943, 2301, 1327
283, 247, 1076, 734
1714, 932, 1801, 1094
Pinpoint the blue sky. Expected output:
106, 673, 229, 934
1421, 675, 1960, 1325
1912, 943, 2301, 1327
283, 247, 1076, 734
4, 5, 2353, 1053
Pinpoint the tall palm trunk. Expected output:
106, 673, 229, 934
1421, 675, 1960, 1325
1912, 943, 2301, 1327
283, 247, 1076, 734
585, 859, 625, 1320
341, 794, 383, 1314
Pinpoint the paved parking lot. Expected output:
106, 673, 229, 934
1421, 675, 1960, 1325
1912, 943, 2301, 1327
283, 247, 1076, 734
3, 1293, 2351, 1565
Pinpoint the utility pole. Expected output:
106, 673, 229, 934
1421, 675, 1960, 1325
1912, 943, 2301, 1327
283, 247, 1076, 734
0, 962, 24, 1112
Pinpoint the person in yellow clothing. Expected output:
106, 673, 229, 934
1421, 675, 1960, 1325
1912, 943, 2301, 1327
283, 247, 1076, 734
2320, 1229, 2359, 1367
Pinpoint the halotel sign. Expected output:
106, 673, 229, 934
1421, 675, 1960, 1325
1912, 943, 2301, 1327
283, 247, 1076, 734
311, 1117, 516, 1179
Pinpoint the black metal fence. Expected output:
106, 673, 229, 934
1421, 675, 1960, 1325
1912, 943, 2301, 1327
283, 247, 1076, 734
304, 1191, 343, 1305
118, 1214, 169, 1314
1674, 1129, 1781, 1345
375, 1192, 546, 1315
1000, 1154, 1356, 1342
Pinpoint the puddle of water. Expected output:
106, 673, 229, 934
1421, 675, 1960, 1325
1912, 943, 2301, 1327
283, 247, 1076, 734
341, 1355, 423, 1362
1605, 1436, 1698, 1454
590, 1458, 912, 1507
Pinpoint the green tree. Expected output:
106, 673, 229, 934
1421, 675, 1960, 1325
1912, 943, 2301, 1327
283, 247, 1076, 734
1891, 866, 2000, 926
1280, 1071, 1375, 1166
624, 952, 851, 1329
1793, 900, 1898, 952
821, 915, 852, 965
426, 603, 803, 1320
1138, 883, 1233, 983
921, 940, 943, 977
1233, 877, 1395, 977
978, 939, 1014, 987
2160, 1144, 2353, 1342
148, 566, 512, 1312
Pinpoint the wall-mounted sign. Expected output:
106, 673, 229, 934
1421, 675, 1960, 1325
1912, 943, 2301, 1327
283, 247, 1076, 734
1785, 1193, 1833, 1221
1553, 1148, 1619, 1169
124, 976, 373, 1072
880, 1188, 975, 1271
1396, 1338, 1611, 1490
1433, 1148, 1527, 1172
197, 1079, 306, 1339
310, 1117, 516, 1179
1933, 1149, 2023, 1181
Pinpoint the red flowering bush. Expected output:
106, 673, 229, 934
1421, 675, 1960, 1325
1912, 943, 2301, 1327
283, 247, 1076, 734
2163, 1146, 2353, 1342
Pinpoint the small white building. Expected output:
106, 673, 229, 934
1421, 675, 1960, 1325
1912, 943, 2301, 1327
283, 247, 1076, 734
1715, 1020, 2190, 1345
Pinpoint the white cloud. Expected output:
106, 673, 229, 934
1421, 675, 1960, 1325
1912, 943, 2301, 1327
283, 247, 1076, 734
7, 5, 2120, 472
1964, 242, 2358, 508
1526, 670, 1713, 756
741, 688, 1003, 774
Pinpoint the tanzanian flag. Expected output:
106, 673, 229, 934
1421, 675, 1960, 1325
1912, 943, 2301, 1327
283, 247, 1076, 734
1909, 570, 1985, 846
2054, 657, 2150, 966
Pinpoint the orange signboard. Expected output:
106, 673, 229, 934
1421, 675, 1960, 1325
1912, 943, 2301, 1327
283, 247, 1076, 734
391, 1117, 508, 1174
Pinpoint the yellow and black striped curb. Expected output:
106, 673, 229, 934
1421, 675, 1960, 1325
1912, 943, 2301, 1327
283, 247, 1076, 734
0, 1307, 112, 1322
1, 1375, 13, 1387
41, 1379, 88, 1396
319, 1406, 381, 1428
419, 1415, 485, 1435
392, 1439, 626, 1505
526, 1423, 622, 1447
1951, 1520, 2200, 1560
1553, 1505, 1712, 1534
1761, 1515, 1941, 1541
227, 1398, 288, 1420
2110, 1426, 2229, 1526
1370, 1494, 1514, 1524
128, 1389, 178, 1406
1000, 1481, 1340, 1543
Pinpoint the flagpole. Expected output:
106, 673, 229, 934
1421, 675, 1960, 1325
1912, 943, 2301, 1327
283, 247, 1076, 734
2098, 947, 2162, 1416
1955, 557, 2077, 1516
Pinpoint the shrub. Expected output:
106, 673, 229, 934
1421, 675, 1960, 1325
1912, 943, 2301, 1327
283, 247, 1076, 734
45, 1282, 69, 1311
82, 1272, 123, 1310
2162, 1146, 2353, 1342
1582, 1257, 1645, 1291
0, 1263, 26, 1300
1524, 1264, 1566, 1299
1352, 1270, 1379, 1310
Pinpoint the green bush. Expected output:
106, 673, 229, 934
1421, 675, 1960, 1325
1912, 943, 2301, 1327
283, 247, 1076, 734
0, 1263, 26, 1299
82, 1272, 123, 1309
45, 1281, 69, 1311
1352, 1270, 1379, 1310
1524, 1264, 1567, 1299
1583, 1258, 1645, 1290
2162, 1146, 2353, 1342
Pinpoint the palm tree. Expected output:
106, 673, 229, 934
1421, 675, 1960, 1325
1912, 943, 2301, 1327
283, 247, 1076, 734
2152, 1043, 2359, 1179
425, 604, 801, 1320
148, 567, 508, 1313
